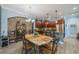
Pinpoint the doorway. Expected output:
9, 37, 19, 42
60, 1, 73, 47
69, 24, 77, 37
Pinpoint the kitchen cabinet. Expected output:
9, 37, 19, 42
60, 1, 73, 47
35, 19, 64, 37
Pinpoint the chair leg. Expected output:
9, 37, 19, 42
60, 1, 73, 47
22, 47, 25, 54
22, 47, 27, 54
53, 45, 58, 54
33, 45, 36, 54
52, 43, 55, 54
52, 43, 58, 54
54, 45, 58, 53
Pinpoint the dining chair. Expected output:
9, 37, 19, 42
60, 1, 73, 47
51, 31, 60, 53
52, 37, 60, 54
22, 36, 33, 54
44, 31, 51, 37
39, 42, 53, 54
39, 32, 60, 54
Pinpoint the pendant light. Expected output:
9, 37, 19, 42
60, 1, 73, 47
25, 6, 32, 22
55, 10, 58, 20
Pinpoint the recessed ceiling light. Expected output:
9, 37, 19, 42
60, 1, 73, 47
73, 7, 77, 10
61, 16, 64, 18
72, 14, 74, 15
58, 13, 62, 15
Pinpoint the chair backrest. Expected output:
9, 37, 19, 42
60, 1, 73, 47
44, 31, 51, 36
51, 32, 60, 45
51, 31, 56, 38
53, 38, 60, 44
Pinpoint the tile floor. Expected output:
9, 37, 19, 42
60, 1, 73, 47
0, 37, 79, 54
0, 41, 23, 54
57, 37, 79, 54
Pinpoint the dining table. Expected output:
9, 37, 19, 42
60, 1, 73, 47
25, 34, 52, 53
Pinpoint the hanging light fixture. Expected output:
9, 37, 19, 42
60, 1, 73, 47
55, 10, 64, 20
28, 6, 32, 21
45, 13, 49, 21
25, 6, 32, 22
55, 10, 58, 20
46, 13, 49, 19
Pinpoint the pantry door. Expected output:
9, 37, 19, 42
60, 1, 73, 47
69, 25, 77, 37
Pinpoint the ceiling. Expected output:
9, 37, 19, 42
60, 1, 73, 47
1, 4, 79, 20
